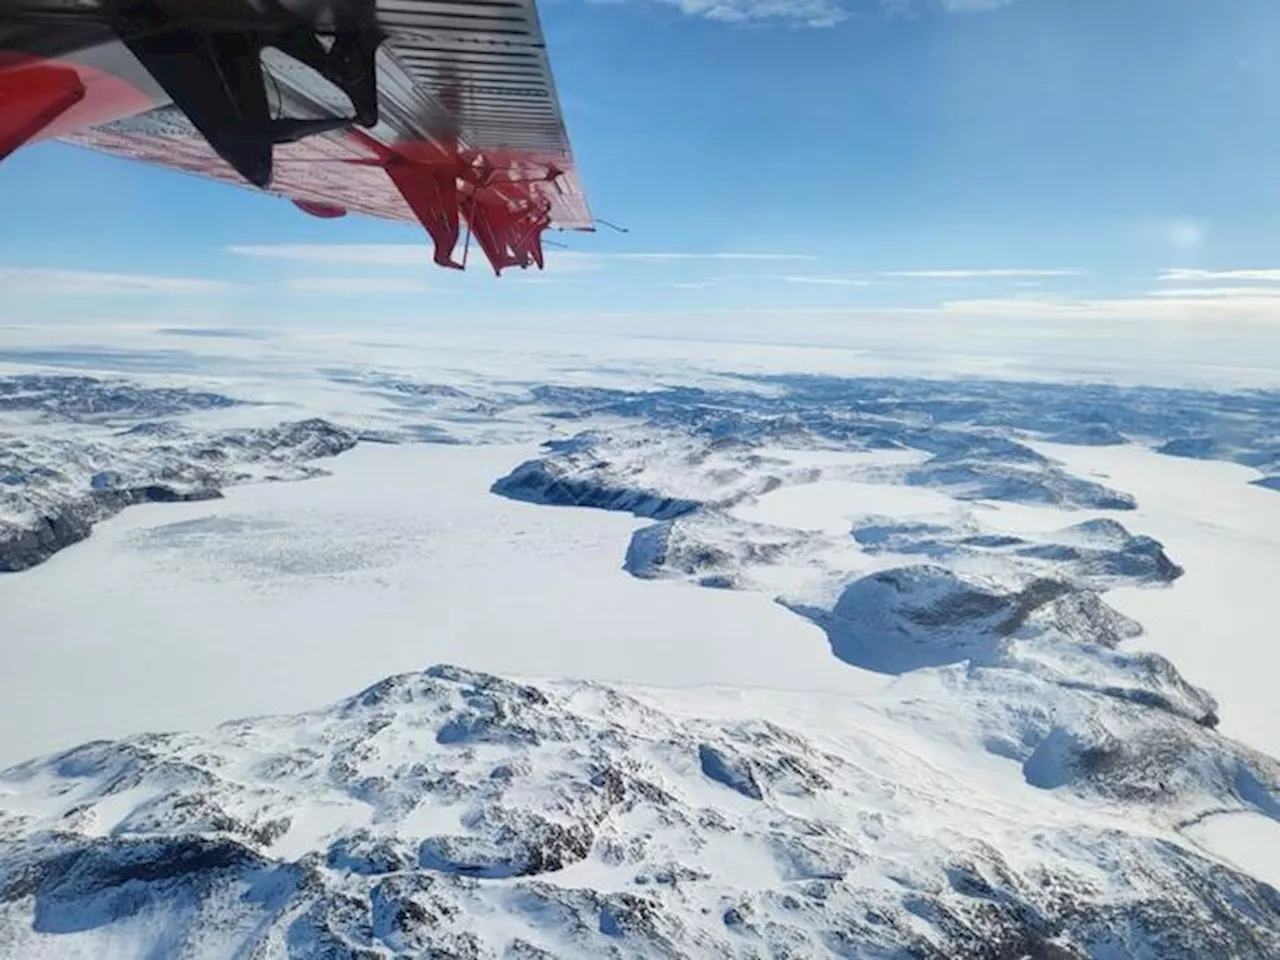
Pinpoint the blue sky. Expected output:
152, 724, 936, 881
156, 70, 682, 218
5, 0, 1280, 338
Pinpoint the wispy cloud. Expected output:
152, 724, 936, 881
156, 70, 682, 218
1147, 286, 1280, 299
930, 292, 1280, 323
284, 277, 434, 294
227, 244, 599, 274
658, 0, 845, 27
777, 275, 871, 286
882, 268, 1085, 280
658, 0, 1020, 27
883, 0, 1018, 12
664, 273, 868, 288
226, 245, 816, 271
1158, 268, 1280, 283
935, 0, 1019, 12
0, 267, 233, 296
606, 252, 819, 263
227, 244, 432, 266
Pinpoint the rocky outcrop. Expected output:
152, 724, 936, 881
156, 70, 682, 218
0, 485, 222, 572
1, 415, 358, 572
789, 566, 1062, 674
782, 563, 1217, 729
904, 459, 1137, 509
624, 512, 813, 587
0, 374, 236, 420
1046, 422, 1128, 445
493, 457, 700, 520
851, 515, 1183, 587
1158, 437, 1224, 460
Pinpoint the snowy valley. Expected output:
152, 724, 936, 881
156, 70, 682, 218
2, 335, 1280, 957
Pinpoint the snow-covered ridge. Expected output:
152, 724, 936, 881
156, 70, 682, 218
0, 374, 237, 421
0, 375, 357, 571
8, 369, 1280, 574
504, 375, 1280, 493
2, 664, 1278, 958
492, 405, 1141, 515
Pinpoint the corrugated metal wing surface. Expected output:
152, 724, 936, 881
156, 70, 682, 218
61, 0, 591, 230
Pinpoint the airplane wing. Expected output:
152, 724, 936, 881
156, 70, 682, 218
0, 0, 591, 274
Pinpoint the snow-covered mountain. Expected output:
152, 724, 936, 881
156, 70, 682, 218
3, 363, 1280, 957
2, 662, 1278, 958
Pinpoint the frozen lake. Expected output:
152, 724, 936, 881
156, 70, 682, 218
0, 441, 884, 767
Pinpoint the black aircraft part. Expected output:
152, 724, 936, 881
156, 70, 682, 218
105, 0, 385, 188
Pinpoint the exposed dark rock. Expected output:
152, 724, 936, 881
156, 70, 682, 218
1045, 423, 1128, 446
849, 515, 1182, 588
698, 744, 763, 800
1, 413, 358, 573
0, 375, 236, 420
905, 461, 1137, 510
0, 506, 94, 572
492, 458, 699, 520
1158, 437, 1223, 460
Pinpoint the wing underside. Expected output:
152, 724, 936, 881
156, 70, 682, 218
0, 0, 591, 273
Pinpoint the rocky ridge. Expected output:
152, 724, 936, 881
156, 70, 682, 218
1, 664, 1278, 958
0, 375, 358, 570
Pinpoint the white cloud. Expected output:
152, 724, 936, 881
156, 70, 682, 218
1158, 268, 1280, 283
0, 267, 232, 296
931, 292, 1280, 323
227, 244, 600, 275
227, 244, 433, 266
658, 0, 845, 26
609, 252, 820, 262
936, 0, 1018, 11
226, 245, 816, 271
883, 0, 1019, 16
284, 277, 434, 294
1147, 286, 1280, 299
778, 275, 871, 286
882, 268, 1085, 279
631, 0, 1021, 28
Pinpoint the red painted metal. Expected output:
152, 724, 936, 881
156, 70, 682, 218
463, 181, 552, 275
0, 52, 156, 152
0, 62, 85, 161
356, 131, 561, 274
293, 198, 347, 218
385, 154, 466, 270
